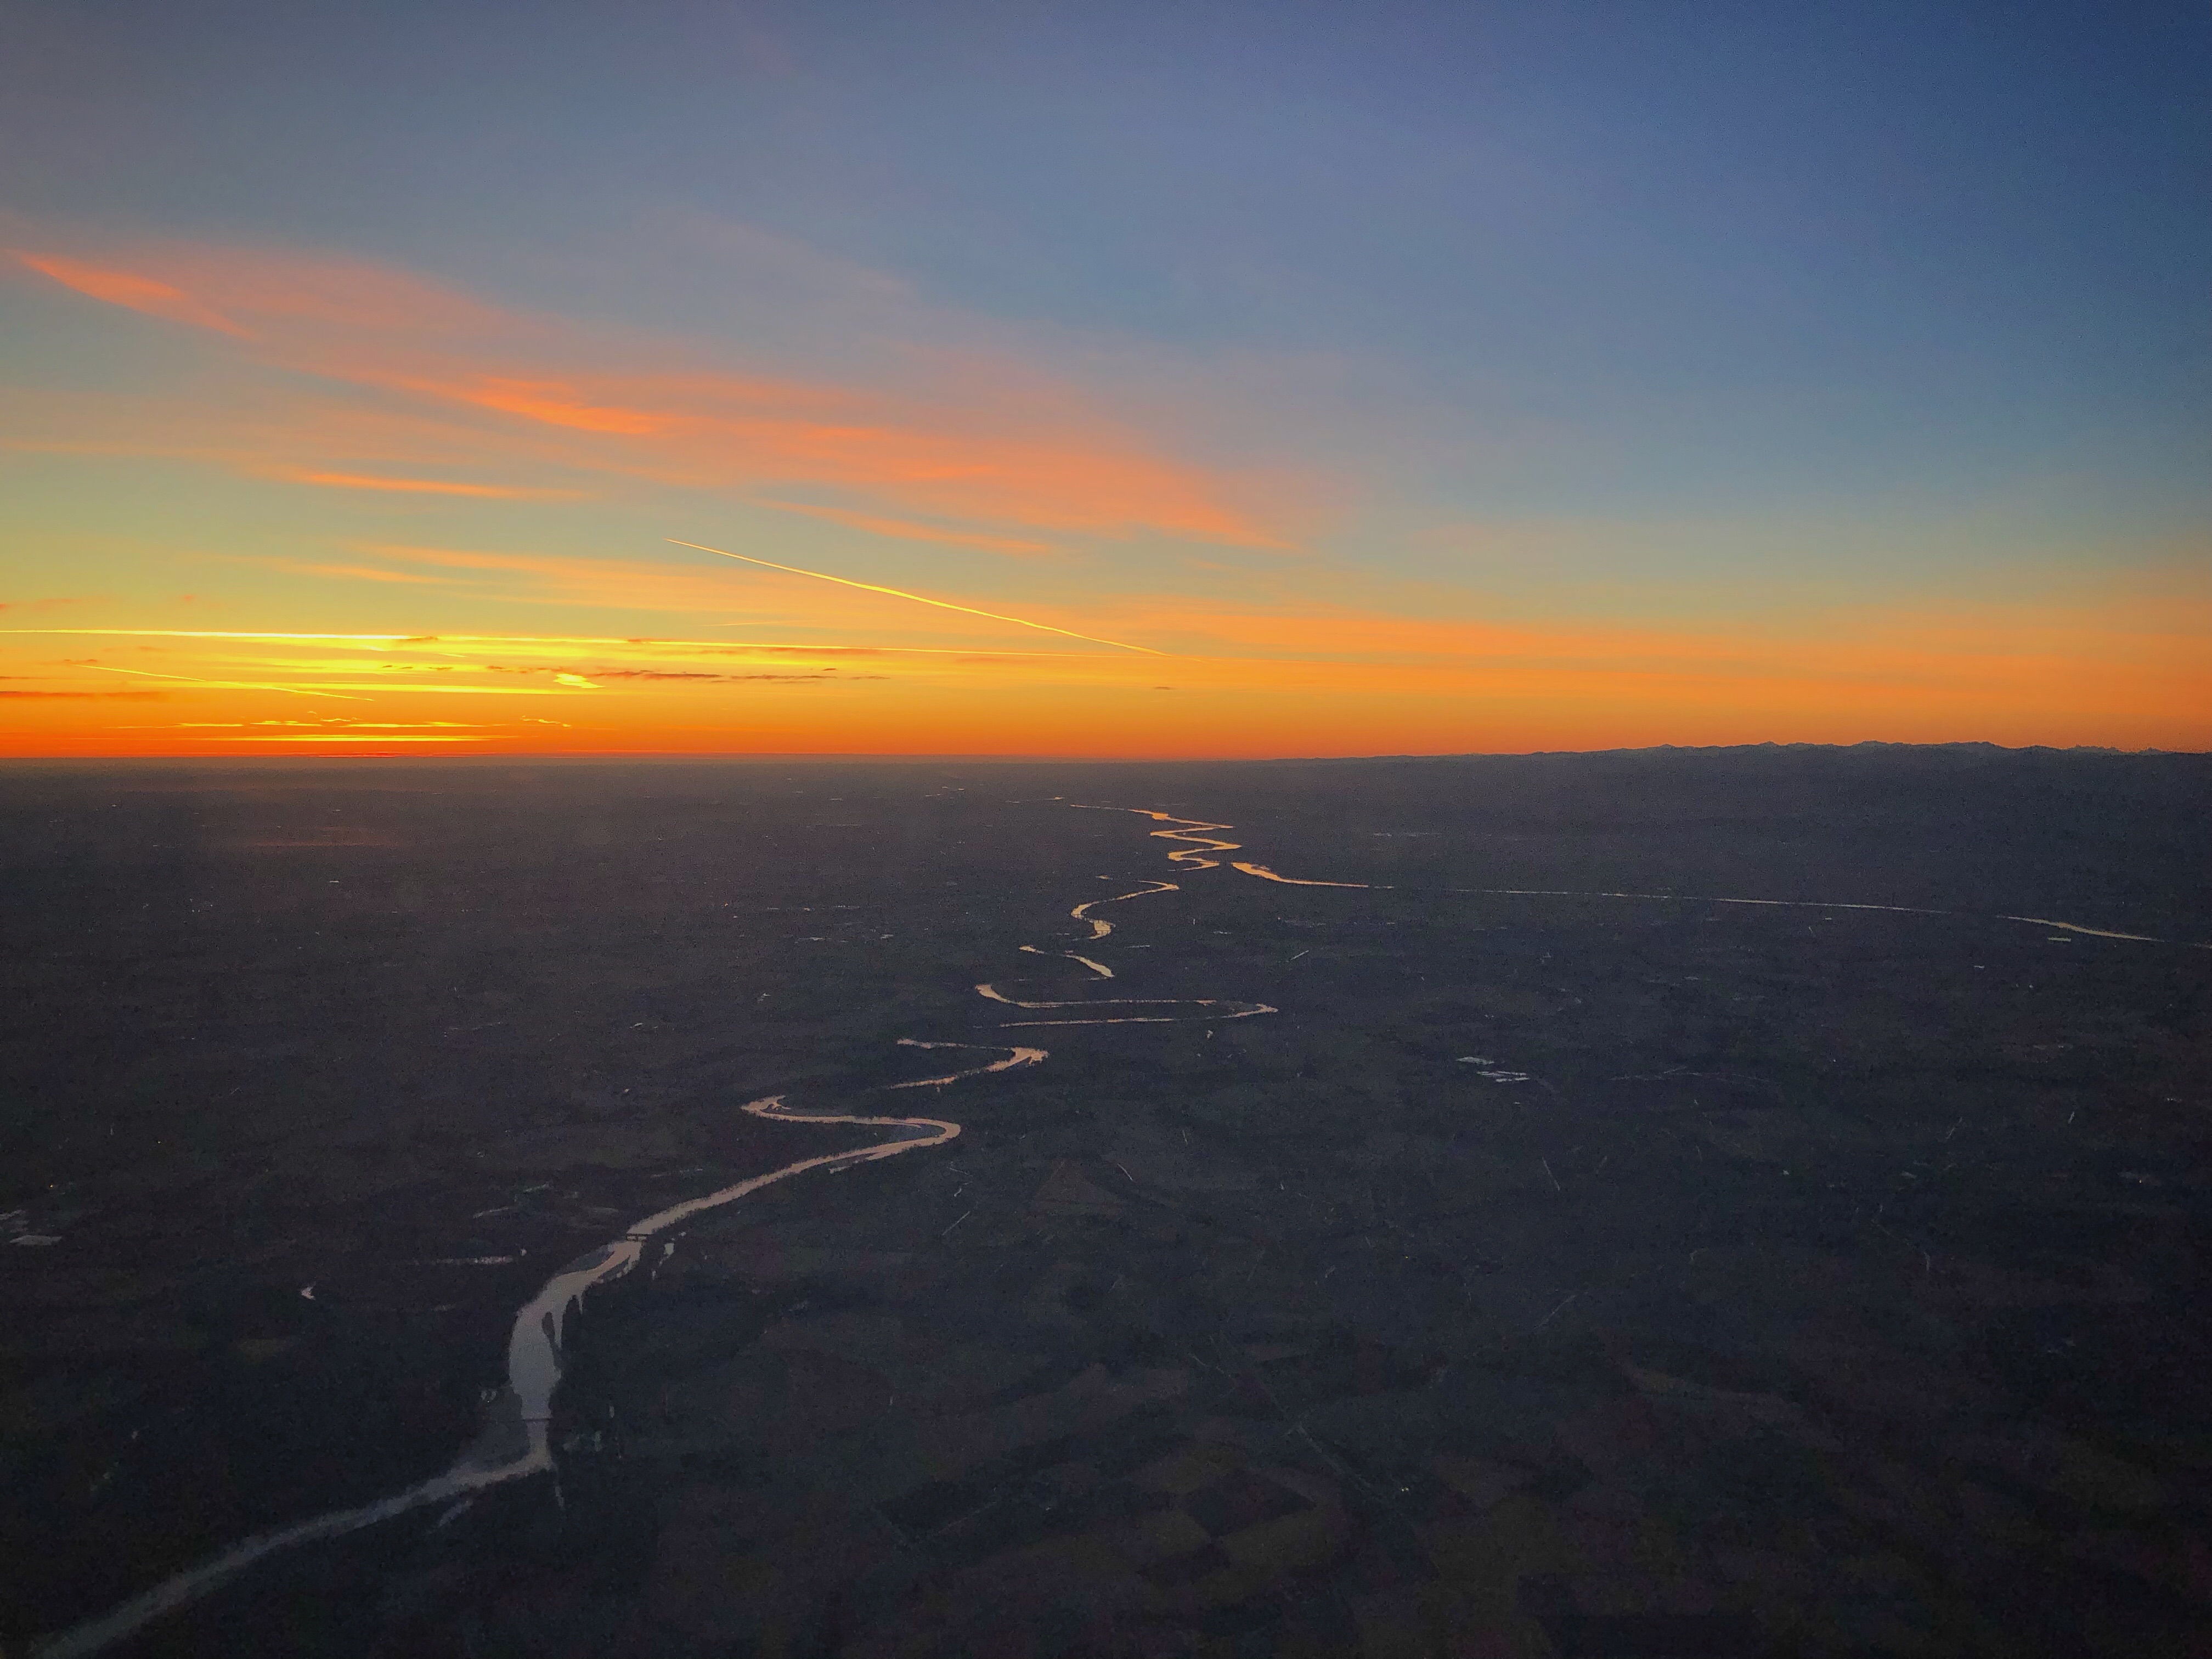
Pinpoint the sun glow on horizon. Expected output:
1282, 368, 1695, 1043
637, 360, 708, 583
3, 142, 2205, 759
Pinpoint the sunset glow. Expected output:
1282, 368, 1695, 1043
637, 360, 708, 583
3, 5, 2204, 759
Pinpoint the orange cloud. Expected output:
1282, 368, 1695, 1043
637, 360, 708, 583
436, 379, 670, 436
357, 544, 794, 617
0, 687, 162, 698
753, 501, 1056, 556
14, 251, 253, 337
0, 627, 1082, 659
283, 471, 582, 499
324, 541, 1152, 646
14, 568, 2202, 758
159, 717, 501, 740
233, 558, 455, 585
9, 236, 1284, 548
388, 370, 1274, 542
82, 664, 368, 698
18, 241, 500, 335
359, 547, 575, 573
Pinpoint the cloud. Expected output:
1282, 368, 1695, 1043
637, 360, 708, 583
754, 501, 1057, 556
176, 719, 486, 729
0, 626, 1070, 659
309, 540, 1147, 648
230, 558, 456, 585
83, 663, 369, 699
8, 578, 2204, 754
575, 668, 885, 682
470, 661, 882, 684
12, 252, 255, 336
13, 243, 496, 335
360, 543, 828, 617
0, 688, 162, 698
9, 236, 1284, 548
433, 377, 672, 436
280, 470, 584, 499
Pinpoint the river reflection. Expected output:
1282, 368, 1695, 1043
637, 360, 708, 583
37, 796, 2197, 1657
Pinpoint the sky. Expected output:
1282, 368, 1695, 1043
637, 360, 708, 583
2, 0, 2205, 758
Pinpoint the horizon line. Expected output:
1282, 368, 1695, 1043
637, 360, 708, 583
2, 738, 2200, 768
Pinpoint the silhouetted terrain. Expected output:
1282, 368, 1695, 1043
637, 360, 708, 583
3, 747, 2207, 1657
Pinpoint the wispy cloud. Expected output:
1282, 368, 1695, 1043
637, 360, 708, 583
15, 578, 2198, 757
8, 238, 1284, 548
754, 501, 1057, 556
230, 557, 456, 585
280, 470, 584, 499
0, 627, 1094, 658
84, 664, 369, 699
360, 543, 833, 618
0, 687, 163, 698
12, 252, 255, 337
539, 667, 884, 682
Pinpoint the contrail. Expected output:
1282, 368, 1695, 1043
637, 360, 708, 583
86, 665, 368, 700
667, 538, 1162, 654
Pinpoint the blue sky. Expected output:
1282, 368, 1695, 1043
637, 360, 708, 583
8, 1, 2205, 506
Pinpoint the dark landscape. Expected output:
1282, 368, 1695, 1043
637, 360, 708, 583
3, 746, 2208, 1658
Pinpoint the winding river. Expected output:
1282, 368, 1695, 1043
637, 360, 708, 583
33, 799, 2202, 1656
1074, 804, 2209, 947
34, 803, 1276, 1657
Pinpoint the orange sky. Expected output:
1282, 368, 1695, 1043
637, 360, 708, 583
5, 234, 2207, 759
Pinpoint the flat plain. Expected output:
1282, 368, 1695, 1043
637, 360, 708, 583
2, 747, 2207, 1657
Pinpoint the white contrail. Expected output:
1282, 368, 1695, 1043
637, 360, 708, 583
667, 538, 1163, 654
86, 665, 368, 700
